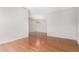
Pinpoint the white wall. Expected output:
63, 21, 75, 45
47, 8, 76, 40
0, 7, 29, 44
77, 8, 79, 44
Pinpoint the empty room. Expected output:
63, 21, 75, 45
0, 7, 79, 52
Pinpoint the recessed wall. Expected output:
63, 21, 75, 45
29, 7, 76, 40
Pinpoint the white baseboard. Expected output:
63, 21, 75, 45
47, 34, 76, 40
0, 35, 28, 44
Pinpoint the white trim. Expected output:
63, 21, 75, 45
47, 34, 76, 40
0, 35, 28, 44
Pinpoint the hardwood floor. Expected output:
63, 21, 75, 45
0, 32, 79, 52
